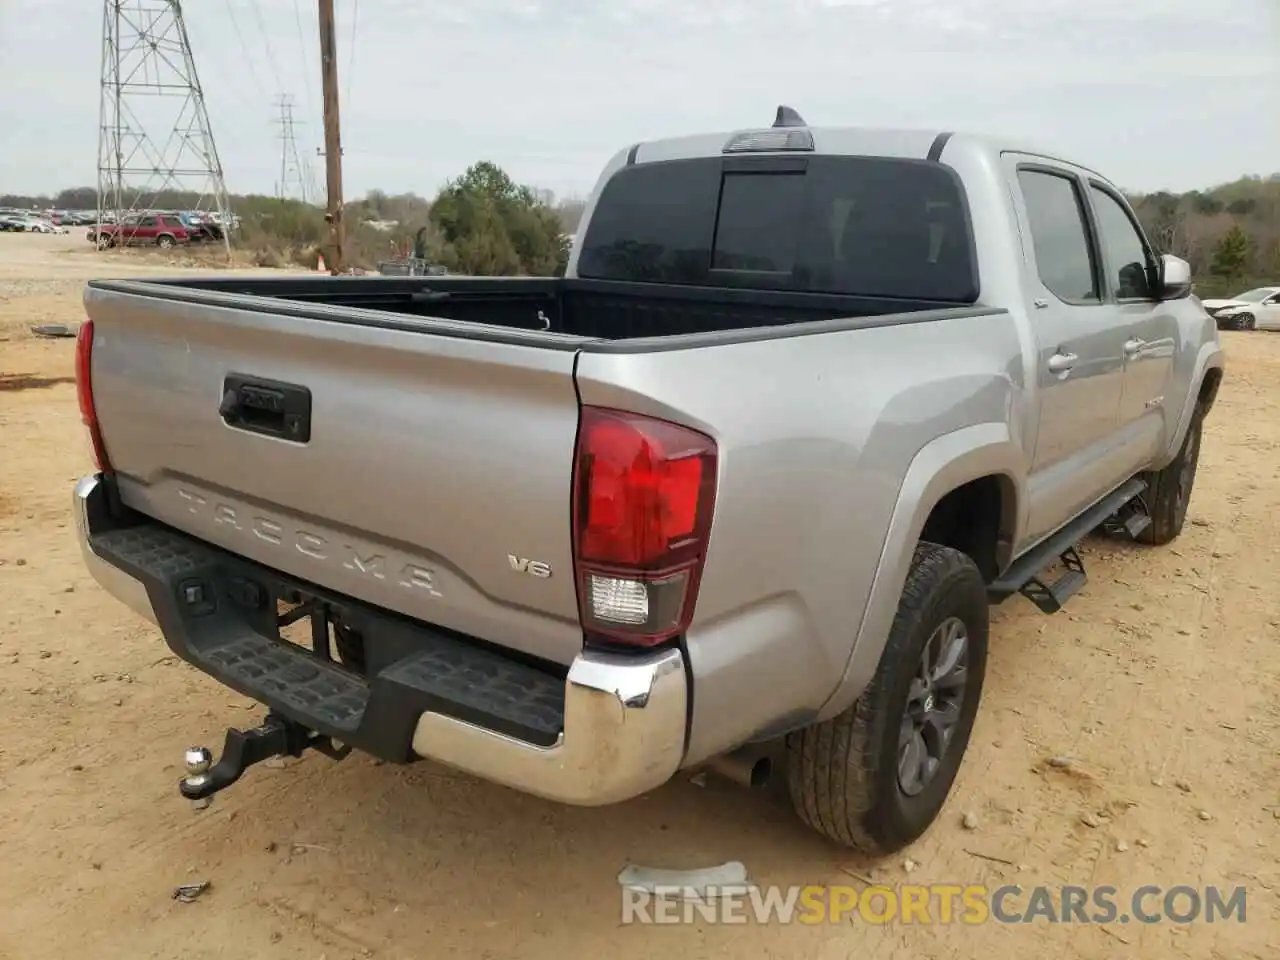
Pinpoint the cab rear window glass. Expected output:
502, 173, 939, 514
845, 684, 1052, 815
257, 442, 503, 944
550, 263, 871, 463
578, 155, 979, 302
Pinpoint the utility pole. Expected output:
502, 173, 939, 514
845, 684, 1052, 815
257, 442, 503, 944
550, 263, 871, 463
317, 0, 345, 274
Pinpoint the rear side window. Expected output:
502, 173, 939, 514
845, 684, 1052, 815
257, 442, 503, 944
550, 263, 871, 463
1016, 169, 1099, 303
578, 156, 979, 302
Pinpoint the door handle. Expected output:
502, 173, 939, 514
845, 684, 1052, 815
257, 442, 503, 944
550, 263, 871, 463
1047, 352, 1078, 374
220, 374, 313, 442
1123, 338, 1146, 358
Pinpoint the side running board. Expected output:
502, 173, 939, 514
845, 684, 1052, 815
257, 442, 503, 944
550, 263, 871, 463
989, 478, 1148, 614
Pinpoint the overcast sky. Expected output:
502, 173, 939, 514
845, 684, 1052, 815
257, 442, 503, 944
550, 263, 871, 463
1, 0, 1275, 201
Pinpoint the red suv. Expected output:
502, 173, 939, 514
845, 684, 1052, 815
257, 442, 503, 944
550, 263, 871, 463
89, 214, 190, 249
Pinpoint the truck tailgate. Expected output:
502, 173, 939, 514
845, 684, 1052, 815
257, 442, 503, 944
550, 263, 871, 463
85, 286, 586, 666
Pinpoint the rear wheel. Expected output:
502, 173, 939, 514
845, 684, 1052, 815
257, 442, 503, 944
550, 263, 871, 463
785, 542, 988, 853
156, 234, 175, 249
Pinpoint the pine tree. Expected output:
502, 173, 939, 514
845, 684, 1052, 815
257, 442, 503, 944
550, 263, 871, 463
1210, 225, 1250, 281
429, 163, 567, 276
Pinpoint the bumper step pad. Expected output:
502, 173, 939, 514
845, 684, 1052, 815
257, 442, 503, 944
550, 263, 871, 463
91, 522, 566, 759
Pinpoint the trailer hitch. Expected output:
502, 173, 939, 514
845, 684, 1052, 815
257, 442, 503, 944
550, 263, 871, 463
181, 711, 351, 808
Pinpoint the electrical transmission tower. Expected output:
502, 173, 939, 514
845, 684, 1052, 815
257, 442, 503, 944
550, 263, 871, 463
97, 0, 231, 256
273, 95, 310, 204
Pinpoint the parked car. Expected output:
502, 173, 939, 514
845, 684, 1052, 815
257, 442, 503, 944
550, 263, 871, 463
88, 213, 190, 249
376, 257, 448, 276
1201, 286, 1280, 331
73, 109, 1223, 855
209, 211, 241, 231
175, 211, 226, 243
4, 215, 59, 233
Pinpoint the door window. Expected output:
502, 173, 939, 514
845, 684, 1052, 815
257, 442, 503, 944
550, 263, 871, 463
1089, 186, 1154, 300
1016, 170, 1099, 303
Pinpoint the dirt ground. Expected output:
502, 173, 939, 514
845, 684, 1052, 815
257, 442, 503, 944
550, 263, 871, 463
0, 233, 1276, 959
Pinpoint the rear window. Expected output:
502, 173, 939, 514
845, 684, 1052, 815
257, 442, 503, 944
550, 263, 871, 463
578, 155, 978, 302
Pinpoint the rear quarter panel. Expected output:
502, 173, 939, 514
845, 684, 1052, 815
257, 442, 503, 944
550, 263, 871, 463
575, 310, 1030, 764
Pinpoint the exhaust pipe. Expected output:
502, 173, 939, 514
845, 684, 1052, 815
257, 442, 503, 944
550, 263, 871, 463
706, 746, 772, 789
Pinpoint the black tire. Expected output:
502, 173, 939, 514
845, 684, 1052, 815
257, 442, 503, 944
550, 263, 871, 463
1241, 313, 1256, 331
785, 542, 988, 854
1136, 411, 1203, 546
156, 234, 175, 249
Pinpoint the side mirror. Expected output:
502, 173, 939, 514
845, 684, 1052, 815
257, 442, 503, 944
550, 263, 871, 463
1157, 254, 1192, 300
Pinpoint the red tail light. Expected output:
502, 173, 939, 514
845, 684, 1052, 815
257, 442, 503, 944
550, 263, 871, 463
572, 406, 717, 647
76, 319, 112, 472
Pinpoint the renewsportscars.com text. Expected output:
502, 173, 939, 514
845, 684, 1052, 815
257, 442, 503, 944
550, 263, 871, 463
621, 883, 1248, 926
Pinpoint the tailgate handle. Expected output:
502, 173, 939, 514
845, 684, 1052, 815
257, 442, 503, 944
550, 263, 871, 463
219, 374, 312, 443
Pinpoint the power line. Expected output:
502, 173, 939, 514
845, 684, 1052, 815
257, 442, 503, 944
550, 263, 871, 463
220, 0, 265, 99
345, 0, 358, 113
247, 0, 284, 96
291, 0, 318, 124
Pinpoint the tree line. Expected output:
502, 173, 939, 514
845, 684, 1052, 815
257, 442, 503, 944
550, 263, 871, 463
1129, 174, 1279, 297
4, 170, 1275, 292
1, 166, 587, 276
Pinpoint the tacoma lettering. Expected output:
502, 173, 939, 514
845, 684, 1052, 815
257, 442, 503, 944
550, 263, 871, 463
172, 487, 441, 597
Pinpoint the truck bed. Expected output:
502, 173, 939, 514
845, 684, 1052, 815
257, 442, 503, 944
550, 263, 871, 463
82, 274, 1005, 672
88, 275, 984, 343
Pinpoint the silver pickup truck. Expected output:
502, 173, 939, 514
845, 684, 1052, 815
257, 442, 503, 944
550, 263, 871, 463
73, 108, 1223, 855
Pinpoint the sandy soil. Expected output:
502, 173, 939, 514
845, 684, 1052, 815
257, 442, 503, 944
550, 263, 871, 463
0, 233, 1276, 959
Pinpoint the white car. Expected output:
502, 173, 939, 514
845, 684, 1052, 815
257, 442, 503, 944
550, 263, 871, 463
1, 216, 37, 232
12, 216, 64, 234
1201, 286, 1280, 331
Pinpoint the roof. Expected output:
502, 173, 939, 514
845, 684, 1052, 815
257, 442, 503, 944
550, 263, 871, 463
629, 121, 1102, 180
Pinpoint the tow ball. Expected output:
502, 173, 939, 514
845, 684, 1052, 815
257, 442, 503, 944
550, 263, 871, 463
181, 710, 351, 809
